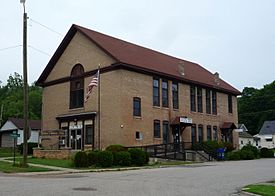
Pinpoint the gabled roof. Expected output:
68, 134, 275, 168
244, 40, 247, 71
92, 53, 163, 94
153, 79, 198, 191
259, 121, 275, 135
8, 118, 41, 130
37, 24, 240, 95
220, 122, 237, 129
238, 131, 253, 138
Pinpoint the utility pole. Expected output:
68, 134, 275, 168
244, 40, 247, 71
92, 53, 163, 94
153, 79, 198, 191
21, 0, 29, 167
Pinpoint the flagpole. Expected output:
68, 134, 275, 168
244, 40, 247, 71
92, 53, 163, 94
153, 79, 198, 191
98, 65, 101, 150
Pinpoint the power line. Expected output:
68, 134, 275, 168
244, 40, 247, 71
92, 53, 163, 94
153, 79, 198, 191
0, 45, 22, 52
29, 18, 64, 37
28, 45, 51, 56
239, 108, 275, 116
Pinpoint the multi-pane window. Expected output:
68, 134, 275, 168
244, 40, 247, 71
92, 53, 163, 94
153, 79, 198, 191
85, 125, 94, 145
206, 89, 211, 114
70, 64, 84, 109
197, 87, 203, 113
162, 80, 169, 107
133, 97, 141, 116
190, 86, 196, 112
163, 121, 169, 144
212, 91, 217, 115
228, 95, 233, 113
207, 125, 212, 141
172, 82, 179, 109
135, 131, 142, 140
153, 78, 160, 106
198, 125, 203, 143
154, 120, 161, 138
213, 126, 218, 141
191, 124, 197, 145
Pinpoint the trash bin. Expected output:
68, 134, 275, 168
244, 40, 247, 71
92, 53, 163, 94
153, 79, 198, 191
216, 148, 225, 160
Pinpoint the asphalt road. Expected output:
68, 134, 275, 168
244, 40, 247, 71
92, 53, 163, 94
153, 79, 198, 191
0, 159, 275, 196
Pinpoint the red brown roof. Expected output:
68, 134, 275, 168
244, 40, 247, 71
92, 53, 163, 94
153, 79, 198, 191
37, 24, 240, 95
220, 122, 237, 129
9, 118, 41, 130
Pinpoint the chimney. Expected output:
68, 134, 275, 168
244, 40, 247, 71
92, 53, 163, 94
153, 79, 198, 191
214, 72, 220, 85
178, 61, 185, 76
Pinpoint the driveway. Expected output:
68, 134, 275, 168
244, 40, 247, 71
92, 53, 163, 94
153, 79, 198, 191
0, 158, 274, 196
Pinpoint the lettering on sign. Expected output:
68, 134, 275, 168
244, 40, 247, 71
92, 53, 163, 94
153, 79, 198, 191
180, 117, 192, 124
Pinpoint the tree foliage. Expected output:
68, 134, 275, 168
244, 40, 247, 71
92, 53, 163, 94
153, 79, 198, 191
0, 73, 42, 126
238, 81, 275, 135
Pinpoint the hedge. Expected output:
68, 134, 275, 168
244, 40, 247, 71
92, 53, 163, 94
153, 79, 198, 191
113, 151, 131, 166
87, 150, 99, 166
260, 148, 274, 158
97, 150, 113, 167
106, 144, 126, 153
17, 142, 38, 155
73, 151, 88, 168
128, 148, 147, 166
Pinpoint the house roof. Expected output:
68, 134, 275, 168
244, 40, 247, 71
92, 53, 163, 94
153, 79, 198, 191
238, 131, 253, 138
258, 121, 275, 135
8, 118, 41, 130
36, 24, 240, 95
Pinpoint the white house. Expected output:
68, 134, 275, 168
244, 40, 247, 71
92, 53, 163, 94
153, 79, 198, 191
0, 118, 41, 147
237, 124, 255, 149
254, 121, 275, 149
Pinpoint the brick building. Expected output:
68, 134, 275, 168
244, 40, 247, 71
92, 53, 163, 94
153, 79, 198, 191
36, 24, 240, 150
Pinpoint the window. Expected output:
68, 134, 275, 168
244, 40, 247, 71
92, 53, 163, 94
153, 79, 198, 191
153, 78, 160, 106
190, 85, 196, 112
163, 121, 169, 144
162, 80, 169, 107
85, 125, 94, 145
241, 140, 243, 145
70, 64, 84, 109
212, 91, 217, 115
172, 82, 179, 109
154, 120, 161, 138
207, 125, 212, 141
133, 97, 141, 116
135, 131, 142, 140
197, 87, 203, 113
228, 95, 233, 113
206, 89, 211, 114
198, 125, 203, 143
191, 124, 197, 144
213, 126, 218, 141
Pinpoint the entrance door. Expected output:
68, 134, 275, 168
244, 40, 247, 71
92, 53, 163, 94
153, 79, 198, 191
71, 129, 82, 150
173, 127, 180, 144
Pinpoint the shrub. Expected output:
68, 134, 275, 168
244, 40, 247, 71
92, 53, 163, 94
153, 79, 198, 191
97, 151, 113, 167
240, 150, 255, 160
226, 151, 240, 160
241, 144, 259, 158
106, 145, 126, 153
128, 148, 147, 166
87, 150, 99, 166
260, 148, 274, 158
223, 142, 235, 153
113, 151, 131, 166
73, 151, 88, 168
17, 142, 38, 155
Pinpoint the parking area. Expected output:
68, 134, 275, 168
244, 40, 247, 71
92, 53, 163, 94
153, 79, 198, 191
0, 158, 275, 196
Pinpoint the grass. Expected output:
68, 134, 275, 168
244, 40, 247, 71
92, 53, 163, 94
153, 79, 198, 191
0, 148, 20, 157
243, 184, 275, 196
0, 161, 52, 173
11, 157, 73, 168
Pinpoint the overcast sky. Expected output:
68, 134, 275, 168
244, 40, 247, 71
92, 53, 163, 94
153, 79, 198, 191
1, 0, 274, 91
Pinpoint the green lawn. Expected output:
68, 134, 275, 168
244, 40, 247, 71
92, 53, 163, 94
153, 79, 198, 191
0, 161, 52, 173
243, 184, 275, 196
12, 157, 73, 168
0, 148, 20, 157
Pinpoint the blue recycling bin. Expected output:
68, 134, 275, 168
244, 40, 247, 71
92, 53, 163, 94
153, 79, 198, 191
217, 148, 225, 160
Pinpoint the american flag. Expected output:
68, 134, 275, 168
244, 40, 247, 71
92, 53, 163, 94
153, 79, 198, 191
84, 70, 99, 103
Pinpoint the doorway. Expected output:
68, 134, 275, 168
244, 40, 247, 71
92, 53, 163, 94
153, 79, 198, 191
71, 129, 82, 150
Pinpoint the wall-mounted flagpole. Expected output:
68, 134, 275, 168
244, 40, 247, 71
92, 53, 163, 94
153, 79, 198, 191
97, 65, 101, 150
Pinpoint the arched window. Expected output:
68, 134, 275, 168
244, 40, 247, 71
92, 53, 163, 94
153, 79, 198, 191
70, 64, 84, 108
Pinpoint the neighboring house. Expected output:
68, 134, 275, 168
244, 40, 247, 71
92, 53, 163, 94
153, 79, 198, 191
0, 118, 40, 147
36, 24, 240, 151
254, 121, 275, 149
236, 124, 254, 149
